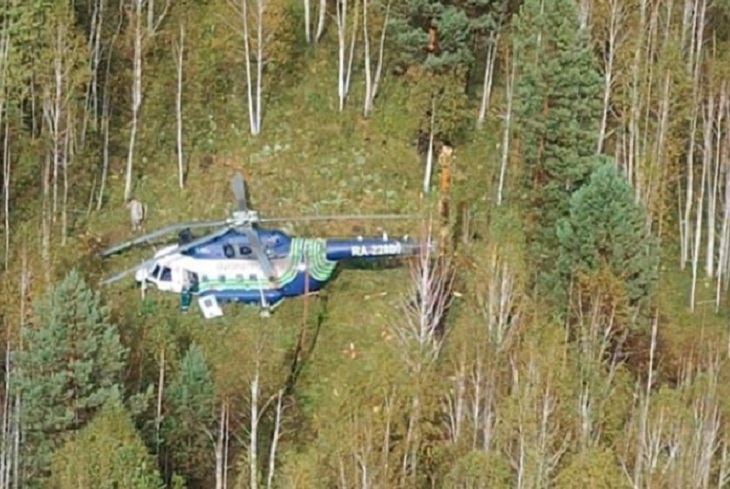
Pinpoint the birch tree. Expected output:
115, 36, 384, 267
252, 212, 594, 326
595, 0, 625, 154
123, 0, 169, 202
335, 0, 359, 112
123, 0, 144, 202
79, 0, 106, 148
389, 223, 454, 482
303, 0, 327, 44
362, 0, 390, 117
230, 0, 266, 136
173, 22, 185, 190
680, 0, 708, 268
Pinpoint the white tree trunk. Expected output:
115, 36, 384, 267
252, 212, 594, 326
705, 92, 720, 278
2, 123, 9, 271
81, 0, 105, 147
477, 32, 499, 129
303, 0, 311, 43
335, 0, 358, 112
691, 140, 707, 312
235, 0, 264, 136
497, 50, 516, 206
124, 0, 144, 202
597, 0, 622, 154
174, 23, 185, 190
315, 0, 326, 42
265, 390, 284, 489
422, 104, 436, 194
363, 0, 390, 117
250, 370, 260, 489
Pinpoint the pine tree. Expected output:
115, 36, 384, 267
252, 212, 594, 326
556, 163, 659, 310
512, 0, 604, 289
15, 269, 127, 486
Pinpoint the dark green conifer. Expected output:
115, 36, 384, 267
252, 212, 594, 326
15, 269, 127, 485
512, 0, 604, 291
557, 163, 659, 310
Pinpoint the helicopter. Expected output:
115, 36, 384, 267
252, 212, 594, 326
99, 171, 430, 318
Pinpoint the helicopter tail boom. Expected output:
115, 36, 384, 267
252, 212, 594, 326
324, 237, 428, 261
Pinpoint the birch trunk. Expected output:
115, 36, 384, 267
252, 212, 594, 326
705, 91, 720, 278
716, 91, 730, 310
250, 370, 260, 489
682, 0, 708, 269
691, 149, 707, 311
477, 32, 499, 129
497, 53, 515, 206
61, 112, 72, 246
597, 0, 622, 154
423, 100, 436, 194
2, 123, 9, 271
303, 0, 311, 43
265, 390, 284, 489
626, 0, 647, 189
214, 401, 228, 489
155, 347, 165, 456
96, 12, 122, 210
335, 0, 358, 112
81, 0, 105, 147
234, 0, 264, 136
124, 0, 144, 202
362, 0, 390, 118
315, 0, 326, 43
174, 23, 185, 190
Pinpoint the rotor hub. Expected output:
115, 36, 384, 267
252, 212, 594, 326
230, 210, 259, 226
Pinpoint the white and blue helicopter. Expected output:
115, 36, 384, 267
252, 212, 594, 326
99, 172, 430, 318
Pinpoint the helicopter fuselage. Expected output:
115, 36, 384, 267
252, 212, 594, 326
136, 227, 426, 311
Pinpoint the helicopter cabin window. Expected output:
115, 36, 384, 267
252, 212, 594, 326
201, 275, 209, 283
223, 244, 235, 258
239, 245, 252, 256
151, 265, 161, 279
249, 274, 257, 281
160, 267, 172, 282
218, 275, 226, 283
235, 274, 244, 281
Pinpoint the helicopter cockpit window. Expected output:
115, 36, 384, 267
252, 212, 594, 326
223, 244, 235, 258
160, 267, 172, 282
151, 265, 161, 279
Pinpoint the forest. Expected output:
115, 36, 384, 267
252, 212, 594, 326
2, 0, 730, 487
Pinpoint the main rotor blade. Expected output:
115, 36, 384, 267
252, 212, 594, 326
259, 213, 422, 223
231, 172, 248, 212
244, 227, 277, 282
100, 226, 232, 286
100, 220, 228, 257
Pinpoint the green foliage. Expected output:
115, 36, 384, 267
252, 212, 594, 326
512, 0, 604, 290
51, 399, 164, 489
389, 0, 500, 73
162, 343, 218, 485
15, 269, 128, 485
557, 163, 659, 309
443, 450, 512, 488
554, 447, 627, 488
